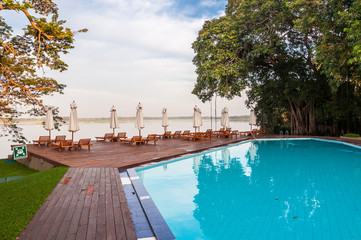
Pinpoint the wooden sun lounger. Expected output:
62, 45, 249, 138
181, 132, 206, 141
203, 130, 213, 140
51, 135, 66, 143
51, 139, 74, 151
213, 128, 225, 138
142, 134, 158, 144
239, 131, 252, 136
95, 133, 114, 142
115, 132, 127, 141
181, 130, 191, 135
75, 138, 92, 150
33, 136, 51, 147
222, 130, 232, 138
119, 136, 144, 146
162, 131, 172, 139
205, 129, 213, 137
172, 131, 182, 138
230, 130, 239, 139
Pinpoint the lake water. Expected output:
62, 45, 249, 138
0, 119, 250, 158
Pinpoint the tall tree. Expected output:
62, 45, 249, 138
0, 0, 86, 142
192, 0, 361, 135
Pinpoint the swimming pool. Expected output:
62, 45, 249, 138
136, 139, 361, 239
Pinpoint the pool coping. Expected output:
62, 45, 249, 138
125, 169, 176, 240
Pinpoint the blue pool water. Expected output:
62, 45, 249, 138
136, 139, 361, 239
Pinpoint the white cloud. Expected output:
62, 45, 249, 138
40, 0, 250, 118
200, 0, 219, 7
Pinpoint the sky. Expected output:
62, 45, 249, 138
5, 0, 250, 118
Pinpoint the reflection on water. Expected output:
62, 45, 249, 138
137, 140, 361, 239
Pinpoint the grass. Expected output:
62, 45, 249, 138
0, 160, 37, 178
0, 159, 68, 240
344, 133, 361, 138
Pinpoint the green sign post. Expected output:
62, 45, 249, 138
13, 145, 28, 160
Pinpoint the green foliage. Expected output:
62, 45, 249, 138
344, 133, 361, 138
192, 0, 361, 135
0, 165, 68, 240
0, 0, 87, 142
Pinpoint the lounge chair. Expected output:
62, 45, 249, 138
257, 129, 266, 135
115, 132, 127, 141
51, 135, 66, 143
142, 134, 158, 144
204, 130, 213, 140
172, 131, 182, 139
181, 132, 205, 141
51, 140, 73, 151
181, 130, 191, 136
163, 131, 172, 139
119, 136, 144, 146
33, 136, 51, 147
95, 133, 114, 142
239, 131, 252, 136
222, 129, 232, 138
213, 128, 225, 138
230, 130, 239, 139
205, 129, 213, 137
76, 138, 92, 150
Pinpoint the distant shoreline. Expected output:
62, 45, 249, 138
15, 116, 250, 124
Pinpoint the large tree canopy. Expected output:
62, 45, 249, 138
0, 0, 86, 142
192, 0, 361, 135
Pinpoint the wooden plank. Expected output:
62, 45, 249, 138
105, 168, 116, 240
96, 168, 106, 239
86, 169, 100, 240
114, 169, 137, 240
66, 171, 89, 238
27, 169, 83, 240
20, 167, 142, 240
47, 168, 88, 240
18, 168, 75, 240
110, 169, 127, 240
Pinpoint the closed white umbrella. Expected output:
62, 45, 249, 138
68, 101, 79, 140
110, 105, 119, 134
135, 102, 144, 136
221, 107, 230, 128
162, 108, 169, 132
249, 109, 257, 131
193, 105, 203, 132
44, 106, 54, 139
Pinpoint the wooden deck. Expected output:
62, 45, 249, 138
19, 168, 137, 240
27, 136, 252, 169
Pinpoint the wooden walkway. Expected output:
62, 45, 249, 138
19, 168, 137, 240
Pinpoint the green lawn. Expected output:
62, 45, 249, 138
0, 160, 68, 240
0, 160, 37, 178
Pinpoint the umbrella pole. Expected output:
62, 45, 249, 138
164, 127, 166, 133
139, 129, 141, 136
49, 130, 51, 141
72, 132, 74, 141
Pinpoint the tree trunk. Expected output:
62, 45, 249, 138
308, 102, 317, 134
